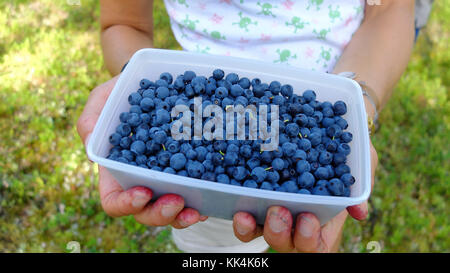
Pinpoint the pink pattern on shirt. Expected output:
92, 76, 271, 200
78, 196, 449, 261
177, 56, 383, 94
260, 34, 271, 41
344, 16, 353, 27
305, 47, 314, 58
239, 37, 250, 43
210, 13, 224, 24
219, 0, 231, 4
282, 0, 294, 10
198, 2, 206, 10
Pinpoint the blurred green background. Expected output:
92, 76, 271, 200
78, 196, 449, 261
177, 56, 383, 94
0, 0, 448, 253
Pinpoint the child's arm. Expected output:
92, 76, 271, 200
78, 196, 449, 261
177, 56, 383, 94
333, 0, 415, 118
100, 0, 154, 75
233, 0, 415, 252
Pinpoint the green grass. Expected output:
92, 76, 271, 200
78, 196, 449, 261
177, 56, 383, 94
0, 0, 448, 253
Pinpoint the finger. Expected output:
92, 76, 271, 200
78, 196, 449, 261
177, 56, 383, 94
76, 76, 118, 146
98, 166, 153, 217
233, 212, 263, 242
263, 206, 294, 252
199, 215, 209, 222
171, 208, 201, 229
293, 213, 323, 253
347, 143, 378, 220
133, 194, 184, 226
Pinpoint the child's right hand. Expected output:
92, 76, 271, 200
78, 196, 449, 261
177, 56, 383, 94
77, 76, 206, 229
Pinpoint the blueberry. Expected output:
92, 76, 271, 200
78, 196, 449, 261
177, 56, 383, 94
308, 132, 322, 146
322, 117, 335, 127
335, 116, 348, 129
232, 166, 247, 181
333, 101, 347, 116
281, 142, 296, 157
311, 185, 330, 196
314, 167, 329, 180
215, 86, 228, 99
160, 72, 173, 84
128, 92, 143, 106
168, 153, 186, 170
319, 151, 333, 165
153, 130, 167, 144
299, 138, 312, 151
260, 181, 274, 191
327, 178, 345, 196
293, 150, 307, 161
280, 84, 293, 97
251, 167, 267, 183
303, 90, 316, 102
337, 143, 351, 155
116, 123, 131, 137
297, 189, 311, 195
136, 155, 147, 165
163, 167, 176, 174
298, 172, 315, 188
225, 73, 239, 84
302, 104, 314, 116
136, 129, 149, 142
243, 180, 258, 188
326, 140, 339, 152
183, 71, 196, 82
203, 159, 214, 172
322, 107, 334, 118
341, 173, 355, 186
155, 87, 170, 100
294, 113, 308, 126
272, 158, 285, 171
282, 180, 299, 193
269, 81, 281, 95
140, 79, 152, 89
211, 69, 224, 81
335, 164, 351, 177
201, 172, 216, 181
147, 156, 158, 168
238, 77, 251, 89
285, 123, 300, 137
333, 152, 347, 165
109, 133, 122, 146
247, 157, 260, 169
119, 112, 130, 123
155, 79, 168, 88
187, 161, 205, 178
266, 171, 280, 183
216, 174, 230, 184
326, 124, 342, 138
120, 137, 131, 149
296, 160, 311, 174
130, 140, 146, 155
312, 111, 323, 123
167, 141, 180, 153
155, 109, 170, 125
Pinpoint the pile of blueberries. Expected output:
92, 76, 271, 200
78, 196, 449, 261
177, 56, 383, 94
107, 69, 355, 197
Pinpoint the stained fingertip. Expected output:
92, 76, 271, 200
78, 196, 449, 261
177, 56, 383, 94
199, 215, 209, 221
347, 202, 368, 220
233, 212, 255, 236
172, 208, 200, 229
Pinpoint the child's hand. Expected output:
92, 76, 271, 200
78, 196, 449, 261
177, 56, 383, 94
77, 77, 206, 229
232, 143, 378, 252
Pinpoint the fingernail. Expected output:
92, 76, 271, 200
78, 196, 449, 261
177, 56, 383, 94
299, 215, 314, 237
131, 191, 149, 208
235, 222, 249, 236
268, 210, 288, 233
161, 205, 179, 218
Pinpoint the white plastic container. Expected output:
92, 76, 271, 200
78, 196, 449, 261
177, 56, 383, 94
87, 48, 371, 225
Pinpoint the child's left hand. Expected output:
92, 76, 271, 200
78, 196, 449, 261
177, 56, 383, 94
232, 142, 378, 252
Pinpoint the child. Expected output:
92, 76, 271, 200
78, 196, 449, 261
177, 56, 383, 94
77, 0, 416, 252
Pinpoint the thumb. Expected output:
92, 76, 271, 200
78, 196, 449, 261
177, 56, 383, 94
76, 76, 118, 148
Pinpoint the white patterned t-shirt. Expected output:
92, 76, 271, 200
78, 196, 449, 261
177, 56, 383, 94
164, 0, 365, 73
